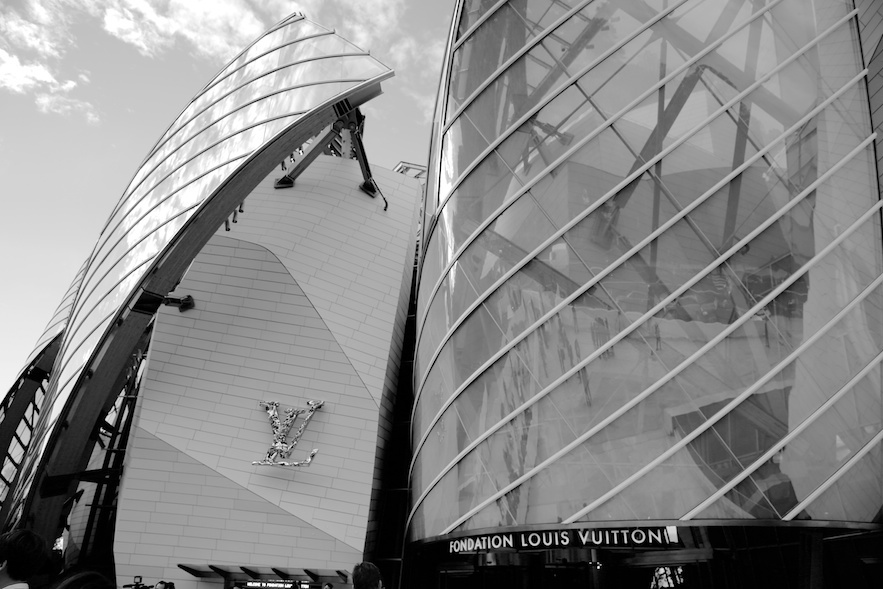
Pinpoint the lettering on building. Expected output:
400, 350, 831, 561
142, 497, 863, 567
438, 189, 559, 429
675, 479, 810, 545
448, 526, 679, 554
252, 399, 324, 467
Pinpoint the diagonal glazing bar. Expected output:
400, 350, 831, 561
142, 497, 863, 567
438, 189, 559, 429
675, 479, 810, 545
198, 12, 306, 94
562, 202, 883, 523
431, 0, 781, 224
412, 9, 855, 420
782, 429, 883, 521
411, 130, 875, 534
407, 75, 869, 518
142, 34, 338, 162
682, 348, 883, 520
419, 0, 785, 335
411, 61, 867, 463
442, 0, 686, 132
452, 0, 509, 50
438, 177, 883, 534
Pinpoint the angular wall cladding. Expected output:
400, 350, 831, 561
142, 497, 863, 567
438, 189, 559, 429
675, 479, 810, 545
115, 156, 420, 588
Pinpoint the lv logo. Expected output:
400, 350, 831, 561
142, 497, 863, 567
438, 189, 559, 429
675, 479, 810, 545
253, 400, 324, 466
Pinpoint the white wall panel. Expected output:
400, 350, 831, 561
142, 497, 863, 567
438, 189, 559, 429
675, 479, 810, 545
115, 158, 419, 588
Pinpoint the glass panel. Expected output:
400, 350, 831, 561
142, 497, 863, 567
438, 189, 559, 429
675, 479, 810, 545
208, 19, 327, 87
416, 195, 557, 382
554, 234, 883, 524
456, 0, 505, 40
413, 344, 456, 450
692, 364, 883, 520
413, 287, 616, 500
449, 4, 534, 116
450, 1, 672, 173
794, 434, 883, 522
166, 19, 329, 141
412, 0, 875, 537
413, 179, 882, 530
125, 54, 382, 216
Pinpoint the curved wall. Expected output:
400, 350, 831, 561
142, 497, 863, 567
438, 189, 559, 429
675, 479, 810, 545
411, 0, 883, 541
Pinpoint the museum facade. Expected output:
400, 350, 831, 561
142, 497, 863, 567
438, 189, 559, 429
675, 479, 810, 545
406, 0, 883, 586
2, 2, 883, 589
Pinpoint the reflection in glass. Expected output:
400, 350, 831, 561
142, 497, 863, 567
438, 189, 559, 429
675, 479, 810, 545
412, 0, 883, 541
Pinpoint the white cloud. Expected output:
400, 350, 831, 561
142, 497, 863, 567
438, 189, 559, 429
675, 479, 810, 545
97, 0, 268, 63
0, 1, 99, 121
287, 0, 406, 53
101, 2, 173, 57
0, 47, 98, 122
385, 34, 444, 124
404, 87, 437, 124
0, 48, 58, 93
35, 93, 100, 124
0, 9, 68, 58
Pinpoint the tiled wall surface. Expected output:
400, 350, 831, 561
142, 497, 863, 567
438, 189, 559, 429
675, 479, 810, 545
114, 157, 420, 589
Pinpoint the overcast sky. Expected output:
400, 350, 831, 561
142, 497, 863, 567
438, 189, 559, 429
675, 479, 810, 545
0, 0, 456, 388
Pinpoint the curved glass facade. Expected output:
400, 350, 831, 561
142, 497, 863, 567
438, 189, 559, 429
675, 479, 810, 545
3, 12, 392, 530
411, 0, 883, 541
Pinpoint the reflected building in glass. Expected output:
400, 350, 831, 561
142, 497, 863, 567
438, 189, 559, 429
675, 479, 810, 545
409, 0, 883, 586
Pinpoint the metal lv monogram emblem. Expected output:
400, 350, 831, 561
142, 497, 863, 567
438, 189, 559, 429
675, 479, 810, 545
253, 400, 324, 467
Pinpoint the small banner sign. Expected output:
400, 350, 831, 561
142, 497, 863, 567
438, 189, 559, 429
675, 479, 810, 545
448, 526, 679, 554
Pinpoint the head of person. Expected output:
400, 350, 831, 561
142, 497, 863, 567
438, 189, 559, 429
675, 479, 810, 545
0, 530, 50, 583
352, 562, 381, 589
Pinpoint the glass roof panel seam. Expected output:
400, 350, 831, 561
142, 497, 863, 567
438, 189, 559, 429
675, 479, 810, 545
84, 88, 363, 297
101, 73, 366, 242
149, 13, 307, 158
104, 22, 334, 225
203, 12, 308, 83
120, 52, 370, 208
151, 38, 350, 160
192, 30, 334, 107
50, 255, 157, 397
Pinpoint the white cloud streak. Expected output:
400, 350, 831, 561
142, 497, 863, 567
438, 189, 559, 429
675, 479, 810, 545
97, 0, 270, 62
0, 48, 58, 93
0, 0, 96, 121
36, 93, 100, 124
